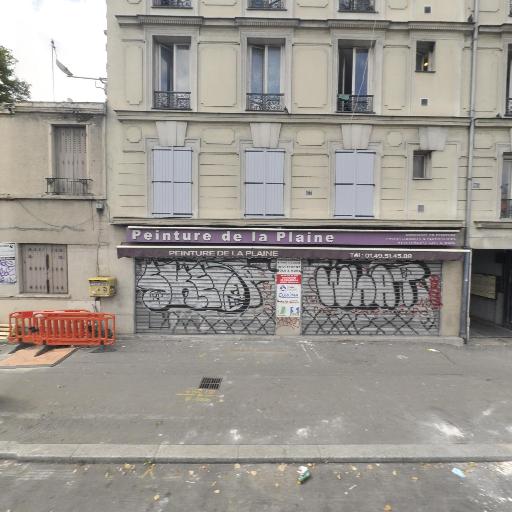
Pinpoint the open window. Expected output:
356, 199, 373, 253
337, 42, 373, 113
247, 42, 284, 112
154, 39, 191, 110
502, 154, 512, 218
416, 41, 435, 72
413, 150, 432, 180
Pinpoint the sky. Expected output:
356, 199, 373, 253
1, 0, 107, 102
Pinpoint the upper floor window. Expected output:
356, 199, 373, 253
21, 244, 68, 294
413, 151, 432, 180
151, 147, 192, 217
416, 42, 435, 72
154, 41, 191, 110
339, 0, 375, 12
337, 45, 373, 113
245, 149, 285, 216
247, 44, 284, 112
47, 126, 91, 196
501, 155, 512, 219
506, 45, 512, 116
153, 0, 192, 8
334, 152, 375, 218
248, 0, 285, 9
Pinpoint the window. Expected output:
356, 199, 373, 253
413, 151, 431, 179
151, 147, 192, 217
245, 149, 285, 216
506, 45, 512, 115
247, 44, 284, 111
48, 126, 91, 195
502, 155, 512, 218
248, 0, 285, 9
337, 46, 373, 113
334, 152, 375, 218
21, 245, 68, 294
339, 0, 375, 12
416, 42, 435, 72
154, 41, 191, 110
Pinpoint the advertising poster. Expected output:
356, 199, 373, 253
0, 243, 16, 284
276, 259, 302, 318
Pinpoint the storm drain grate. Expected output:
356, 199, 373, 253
198, 377, 222, 390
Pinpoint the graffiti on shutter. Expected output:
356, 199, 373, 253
135, 258, 276, 334
302, 260, 442, 336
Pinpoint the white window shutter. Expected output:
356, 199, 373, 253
245, 151, 266, 216
152, 148, 174, 217
265, 150, 284, 216
355, 153, 375, 217
173, 148, 192, 216
335, 152, 356, 217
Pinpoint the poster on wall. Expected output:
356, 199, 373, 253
276, 260, 302, 318
0, 243, 16, 284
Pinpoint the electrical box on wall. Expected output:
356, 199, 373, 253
88, 277, 117, 297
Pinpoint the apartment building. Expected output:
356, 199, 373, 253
2, 0, 511, 340
0, 102, 107, 321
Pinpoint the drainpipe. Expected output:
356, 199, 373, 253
460, 0, 479, 342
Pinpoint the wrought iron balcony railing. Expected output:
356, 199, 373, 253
46, 178, 92, 196
154, 91, 191, 110
337, 94, 374, 113
339, 0, 375, 12
248, 0, 285, 9
247, 93, 285, 112
153, 0, 192, 7
506, 98, 512, 116
501, 199, 512, 219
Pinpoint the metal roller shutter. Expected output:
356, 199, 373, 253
302, 260, 442, 336
135, 258, 276, 335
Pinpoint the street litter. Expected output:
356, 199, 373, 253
297, 466, 312, 484
452, 467, 466, 479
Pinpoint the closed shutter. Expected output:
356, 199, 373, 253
302, 259, 442, 336
265, 150, 285, 216
22, 245, 48, 293
152, 147, 192, 217
135, 258, 276, 335
245, 149, 284, 216
21, 245, 68, 294
55, 126, 86, 181
48, 245, 68, 293
335, 152, 375, 217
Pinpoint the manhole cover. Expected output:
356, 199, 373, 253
198, 377, 222, 390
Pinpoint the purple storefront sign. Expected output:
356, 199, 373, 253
126, 227, 459, 247
117, 245, 468, 261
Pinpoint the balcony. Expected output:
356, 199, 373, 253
339, 0, 375, 12
247, 93, 285, 112
46, 178, 92, 196
248, 0, 285, 9
153, 0, 192, 7
154, 91, 191, 110
337, 94, 374, 114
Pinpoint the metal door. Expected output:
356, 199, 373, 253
301, 260, 442, 336
135, 258, 276, 334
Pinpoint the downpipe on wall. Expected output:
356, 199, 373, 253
460, 0, 480, 343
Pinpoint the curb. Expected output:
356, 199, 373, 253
1, 443, 512, 464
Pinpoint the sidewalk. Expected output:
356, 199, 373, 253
0, 335, 511, 463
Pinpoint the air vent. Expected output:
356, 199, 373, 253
417, 204, 425, 213
421, 98, 429, 106
424, 6, 432, 14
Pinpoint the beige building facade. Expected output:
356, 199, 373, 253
2, 0, 512, 340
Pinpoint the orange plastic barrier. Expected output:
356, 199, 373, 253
8, 310, 116, 347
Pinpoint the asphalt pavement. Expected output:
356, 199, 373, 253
0, 335, 511, 462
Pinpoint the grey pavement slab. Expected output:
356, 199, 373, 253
0, 336, 511, 449
0, 460, 511, 512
